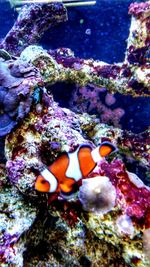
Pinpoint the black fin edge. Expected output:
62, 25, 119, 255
100, 141, 118, 154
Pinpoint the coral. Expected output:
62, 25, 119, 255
129, 2, 150, 18
115, 214, 135, 236
143, 228, 150, 263
125, 2, 150, 64
0, 59, 42, 136
78, 176, 116, 215
69, 84, 125, 127
0, 3, 67, 56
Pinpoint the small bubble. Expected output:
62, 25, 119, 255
85, 29, 91, 35
36, 103, 42, 114
79, 19, 84, 24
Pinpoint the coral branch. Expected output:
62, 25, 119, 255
39, 46, 149, 96
125, 2, 150, 64
17, 45, 149, 97
0, 2, 149, 97
77, 114, 150, 167
0, 3, 67, 56
48, 48, 150, 97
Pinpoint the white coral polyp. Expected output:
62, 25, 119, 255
143, 228, 150, 261
116, 214, 134, 236
78, 176, 116, 215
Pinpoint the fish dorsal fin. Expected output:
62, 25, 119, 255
99, 141, 117, 157
91, 141, 117, 163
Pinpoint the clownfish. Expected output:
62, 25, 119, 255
35, 141, 117, 195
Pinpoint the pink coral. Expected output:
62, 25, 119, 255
105, 93, 116, 106
129, 2, 150, 17
69, 84, 125, 127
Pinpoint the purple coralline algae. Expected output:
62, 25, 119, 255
0, 1, 150, 267
0, 3, 67, 56
0, 59, 42, 136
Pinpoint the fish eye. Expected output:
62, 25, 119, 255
41, 180, 47, 184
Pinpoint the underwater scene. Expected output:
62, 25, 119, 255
0, 0, 150, 266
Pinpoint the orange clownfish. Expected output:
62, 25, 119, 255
35, 141, 117, 196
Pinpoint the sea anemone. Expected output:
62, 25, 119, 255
78, 176, 116, 215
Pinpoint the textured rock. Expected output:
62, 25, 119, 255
0, 165, 37, 267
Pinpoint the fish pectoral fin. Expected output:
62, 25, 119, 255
60, 178, 75, 193
60, 183, 72, 193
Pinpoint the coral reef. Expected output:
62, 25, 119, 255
0, 1, 150, 267
3, 90, 150, 266
4, 94, 149, 197
5, 97, 89, 196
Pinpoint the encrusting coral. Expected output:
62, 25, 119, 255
0, 1, 150, 267
78, 176, 117, 215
